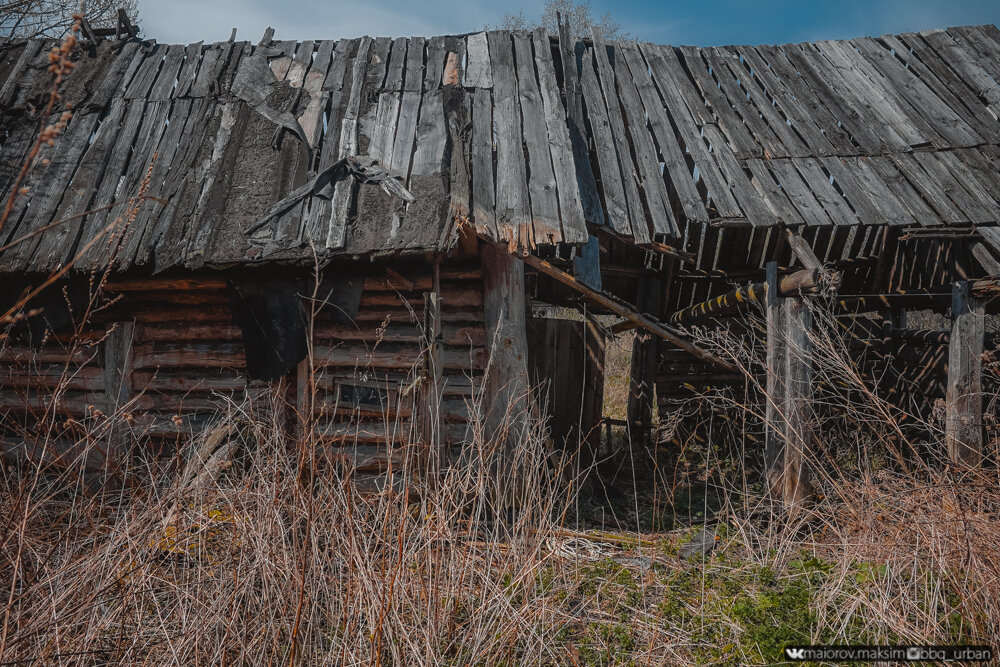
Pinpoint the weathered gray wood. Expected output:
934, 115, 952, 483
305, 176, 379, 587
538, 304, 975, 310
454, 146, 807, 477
701, 124, 777, 227
487, 32, 532, 248
791, 157, 858, 226
972, 242, 1000, 275
578, 48, 630, 233
531, 29, 589, 244
920, 29, 1000, 119
765, 159, 834, 227
946, 280, 984, 466
888, 153, 968, 224
764, 261, 787, 500
481, 242, 533, 504
641, 43, 743, 218
149, 44, 186, 100
678, 45, 772, 159
86, 39, 142, 109
468, 88, 497, 239
619, 41, 706, 223
327, 37, 373, 250
852, 36, 982, 148
416, 289, 443, 488
0, 40, 42, 107
855, 157, 933, 226
786, 231, 823, 271
591, 35, 648, 241
627, 277, 661, 451
734, 45, 843, 154
557, 24, 604, 229
511, 32, 561, 244
613, 40, 677, 238
745, 159, 807, 227
883, 32, 1000, 142
463, 31, 492, 88
916, 151, 998, 223
706, 45, 811, 158
410, 89, 447, 176
782, 291, 813, 505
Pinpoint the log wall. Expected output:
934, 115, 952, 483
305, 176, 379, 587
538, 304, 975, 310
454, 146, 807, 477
0, 262, 488, 477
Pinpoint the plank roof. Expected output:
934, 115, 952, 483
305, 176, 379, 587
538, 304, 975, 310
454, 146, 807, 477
1, 25, 1000, 274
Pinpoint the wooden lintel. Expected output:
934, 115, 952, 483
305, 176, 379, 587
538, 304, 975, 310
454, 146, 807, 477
518, 252, 737, 373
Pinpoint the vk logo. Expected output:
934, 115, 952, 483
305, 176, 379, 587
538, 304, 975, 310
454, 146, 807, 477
785, 647, 806, 659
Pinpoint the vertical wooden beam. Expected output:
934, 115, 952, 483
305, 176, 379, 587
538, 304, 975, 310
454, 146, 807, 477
580, 316, 606, 472
627, 277, 661, 458
946, 280, 984, 467
481, 242, 534, 504
417, 289, 443, 490
103, 321, 135, 466
764, 262, 786, 498
782, 295, 814, 504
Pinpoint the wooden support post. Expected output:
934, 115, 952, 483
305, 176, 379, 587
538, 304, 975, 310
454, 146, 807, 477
782, 295, 814, 504
481, 242, 534, 506
580, 316, 606, 473
764, 262, 814, 506
946, 280, 984, 467
627, 277, 661, 459
103, 321, 135, 468
417, 290, 443, 491
764, 262, 786, 499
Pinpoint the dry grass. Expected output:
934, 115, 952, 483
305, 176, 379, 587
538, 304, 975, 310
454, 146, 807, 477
2, 300, 998, 666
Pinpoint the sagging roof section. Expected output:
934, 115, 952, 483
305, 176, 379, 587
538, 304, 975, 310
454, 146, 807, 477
3, 25, 1000, 274
583, 25, 1000, 239
0, 31, 590, 273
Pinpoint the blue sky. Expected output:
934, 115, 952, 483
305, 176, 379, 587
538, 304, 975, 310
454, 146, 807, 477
135, 0, 1000, 46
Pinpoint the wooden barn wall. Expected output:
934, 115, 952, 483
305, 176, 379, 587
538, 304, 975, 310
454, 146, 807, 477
0, 262, 487, 475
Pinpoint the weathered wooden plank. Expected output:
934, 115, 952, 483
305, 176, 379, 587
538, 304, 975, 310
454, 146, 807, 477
86, 39, 143, 109
641, 43, 743, 218
856, 156, 935, 226
914, 151, 998, 223
701, 124, 775, 227
791, 157, 858, 226
946, 280, 984, 466
463, 32, 492, 88
487, 31, 532, 248
470, 87, 497, 238
779, 41, 899, 153
705, 46, 810, 158
173, 42, 204, 98
613, 40, 678, 238
0, 40, 43, 107
327, 37, 373, 250
764, 261, 786, 499
919, 29, 1000, 119
619, 41, 706, 223
765, 159, 834, 226
818, 39, 938, 148
888, 153, 969, 224
557, 24, 604, 228
781, 291, 813, 504
733, 45, 842, 155
389, 89, 420, 174
591, 36, 648, 241
410, 89, 447, 176
851, 36, 983, 148
423, 36, 446, 90
578, 47, 630, 233
148, 44, 186, 100
531, 29, 588, 243
882, 32, 1000, 142
512, 32, 561, 244
678, 45, 773, 158
745, 159, 806, 227
819, 155, 912, 227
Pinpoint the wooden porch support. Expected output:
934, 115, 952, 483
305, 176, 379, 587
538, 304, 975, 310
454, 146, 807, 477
764, 262, 814, 506
481, 243, 534, 504
416, 289, 444, 490
946, 280, 984, 467
103, 321, 135, 463
627, 277, 661, 452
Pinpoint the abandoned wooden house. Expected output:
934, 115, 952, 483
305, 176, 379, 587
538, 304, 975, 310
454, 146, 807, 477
1, 23, 999, 497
